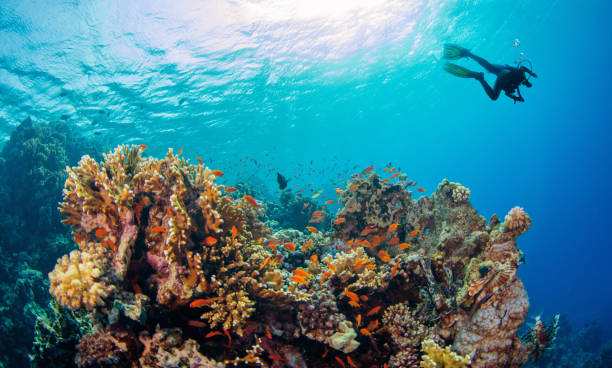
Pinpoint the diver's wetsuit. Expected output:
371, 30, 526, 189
468, 52, 536, 102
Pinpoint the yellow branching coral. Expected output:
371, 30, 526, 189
420, 338, 471, 368
49, 249, 114, 310
199, 289, 255, 335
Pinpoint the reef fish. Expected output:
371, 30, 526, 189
377, 250, 392, 262
151, 226, 166, 233
417, 187, 426, 193
276, 172, 288, 190
335, 357, 347, 368
284, 242, 296, 252
398, 242, 412, 250
387, 223, 400, 232
367, 306, 382, 316
312, 189, 323, 198
334, 217, 346, 225
293, 269, 312, 279
409, 229, 421, 237
243, 194, 258, 207
210, 169, 224, 177
290, 275, 308, 285
189, 298, 219, 308
196, 157, 203, 164
204, 236, 217, 245
305, 226, 319, 234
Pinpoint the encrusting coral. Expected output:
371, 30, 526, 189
46, 150, 543, 367
420, 338, 472, 368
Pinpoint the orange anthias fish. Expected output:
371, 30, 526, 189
284, 242, 296, 252
388, 237, 400, 245
223, 328, 232, 344
367, 306, 382, 317
417, 187, 426, 193
360, 328, 372, 336
391, 262, 400, 277
293, 269, 312, 279
365, 264, 376, 270
265, 325, 272, 339
187, 320, 207, 328
205, 331, 224, 339
259, 256, 271, 270
350, 184, 360, 192
310, 254, 318, 265
301, 239, 314, 252
268, 355, 286, 362
139, 144, 147, 150
205, 236, 217, 245
367, 319, 379, 331
389, 167, 396, 173
346, 356, 358, 368
335, 357, 347, 368
231, 226, 238, 241
377, 250, 392, 262
151, 226, 166, 233
335, 188, 344, 195
390, 173, 400, 179
334, 217, 346, 225
94, 228, 106, 239
320, 271, 331, 286
210, 169, 224, 177
244, 194, 258, 207
305, 226, 319, 234
189, 298, 219, 308
398, 242, 412, 250
364, 165, 375, 173
325, 200, 335, 204
224, 186, 238, 193
343, 290, 360, 303
409, 229, 421, 237
360, 227, 376, 236
196, 157, 204, 164
356, 314, 362, 327
290, 275, 309, 285
348, 300, 360, 308
353, 259, 367, 269
387, 223, 400, 232
177, 147, 183, 155
359, 294, 369, 302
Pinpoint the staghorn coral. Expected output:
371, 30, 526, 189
420, 338, 472, 368
504, 206, 532, 236
48, 249, 114, 310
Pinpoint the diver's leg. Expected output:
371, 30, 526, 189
475, 74, 501, 100
467, 52, 505, 75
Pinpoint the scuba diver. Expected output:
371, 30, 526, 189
443, 44, 537, 103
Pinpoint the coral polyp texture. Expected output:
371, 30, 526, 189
47, 146, 542, 367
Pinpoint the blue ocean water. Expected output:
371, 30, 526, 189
1, 0, 611, 351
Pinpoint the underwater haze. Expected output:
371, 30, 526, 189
1, 0, 612, 366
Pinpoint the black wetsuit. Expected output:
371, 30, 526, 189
468, 52, 536, 102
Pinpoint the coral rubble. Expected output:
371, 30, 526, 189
45, 150, 547, 367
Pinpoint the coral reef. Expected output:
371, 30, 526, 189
43, 151, 547, 367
